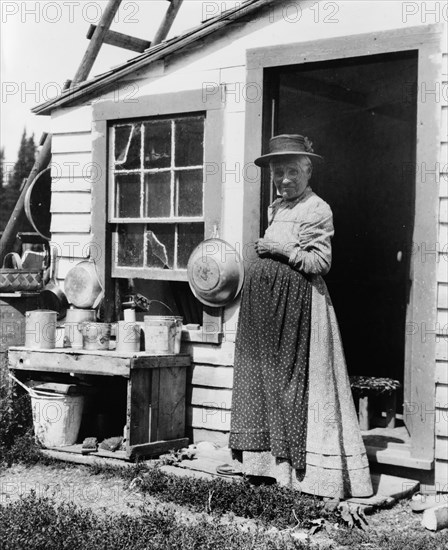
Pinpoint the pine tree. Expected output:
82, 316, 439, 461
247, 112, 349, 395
0, 131, 36, 231
11, 129, 36, 190
0, 147, 4, 189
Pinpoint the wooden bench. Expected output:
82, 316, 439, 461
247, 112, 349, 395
350, 376, 401, 431
8, 346, 191, 460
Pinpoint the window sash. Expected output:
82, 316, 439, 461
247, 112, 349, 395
109, 114, 206, 275
109, 116, 205, 224
92, 90, 224, 342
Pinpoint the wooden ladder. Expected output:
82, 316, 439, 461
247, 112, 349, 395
0, 0, 183, 263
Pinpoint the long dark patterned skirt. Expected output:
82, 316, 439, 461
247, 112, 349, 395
229, 257, 312, 469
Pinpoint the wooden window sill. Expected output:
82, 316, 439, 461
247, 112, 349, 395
181, 329, 223, 345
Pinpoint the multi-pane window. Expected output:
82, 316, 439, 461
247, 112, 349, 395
110, 115, 205, 275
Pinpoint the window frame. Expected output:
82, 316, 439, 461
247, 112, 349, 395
91, 89, 224, 341
99, 94, 222, 281
109, 114, 206, 279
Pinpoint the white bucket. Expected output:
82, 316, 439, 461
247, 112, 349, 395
144, 315, 183, 354
31, 390, 84, 447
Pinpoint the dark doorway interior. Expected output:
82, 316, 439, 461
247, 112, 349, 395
263, 52, 418, 396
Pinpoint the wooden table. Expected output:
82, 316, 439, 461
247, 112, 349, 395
8, 346, 191, 460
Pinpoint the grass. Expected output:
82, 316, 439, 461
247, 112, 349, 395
2, 490, 448, 550
0, 379, 33, 466
97, 462, 339, 530
2, 377, 448, 549
0, 492, 304, 550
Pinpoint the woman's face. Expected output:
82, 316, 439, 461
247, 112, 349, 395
270, 156, 312, 201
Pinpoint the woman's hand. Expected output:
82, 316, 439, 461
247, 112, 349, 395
255, 238, 294, 260
255, 238, 273, 257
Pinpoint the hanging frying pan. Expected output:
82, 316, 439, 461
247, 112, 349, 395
40, 246, 69, 319
24, 166, 52, 240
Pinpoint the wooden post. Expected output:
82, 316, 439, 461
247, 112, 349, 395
72, 0, 123, 85
382, 392, 397, 429
152, 0, 183, 45
358, 396, 372, 431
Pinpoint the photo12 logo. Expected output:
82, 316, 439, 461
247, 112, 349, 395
402, 2, 448, 23
2, 81, 65, 104
201, 1, 340, 24
1, 1, 139, 24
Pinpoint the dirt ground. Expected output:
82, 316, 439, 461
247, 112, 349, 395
1, 462, 447, 549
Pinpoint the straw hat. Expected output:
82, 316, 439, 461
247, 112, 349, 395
187, 238, 245, 308
254, 134, 323, 167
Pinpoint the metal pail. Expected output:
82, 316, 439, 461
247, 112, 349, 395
143, 316, 183, 354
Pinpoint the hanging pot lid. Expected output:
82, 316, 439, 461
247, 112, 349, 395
187, 238, 245, 308
63, 260, 104, 309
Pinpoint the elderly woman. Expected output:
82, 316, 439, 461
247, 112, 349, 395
228, 135, 373, 499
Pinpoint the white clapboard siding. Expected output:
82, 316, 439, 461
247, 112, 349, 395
189, 364, 234, 388
441, 176, 448, 199
441, 199, 448, 224
436, 384, 448, 408
50, 233, 94, 258
190, 387, 232, 409
436, 362, 448, 384
435, 460, 448, 486
51, 105, 92, 134
56, 257, 87, 279
187, 406, 231, 432
436, 415, 448, 437
52, 177, 92, 193
438, 261, 448, 283
436, 337, 448, 360
51, 152, 94, 179
442, 107, 448, 139
52, 132, 92, 154
50, 213, 91, 234
51, 192, 91, 213
190, 428, 229, 447
438, 284, 448, 309
436, 437, 448, 460
440, 223, 448, 247
181, 342, 235, 366
438, 309, 448, 330
441, 143, 448, 165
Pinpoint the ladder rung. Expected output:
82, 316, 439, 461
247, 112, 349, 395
86, 25, 151, 53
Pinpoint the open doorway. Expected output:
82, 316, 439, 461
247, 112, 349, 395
262, 51, 418, 410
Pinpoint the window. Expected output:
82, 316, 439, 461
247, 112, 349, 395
92, 90, 224, 341
110, 115, 206, 278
